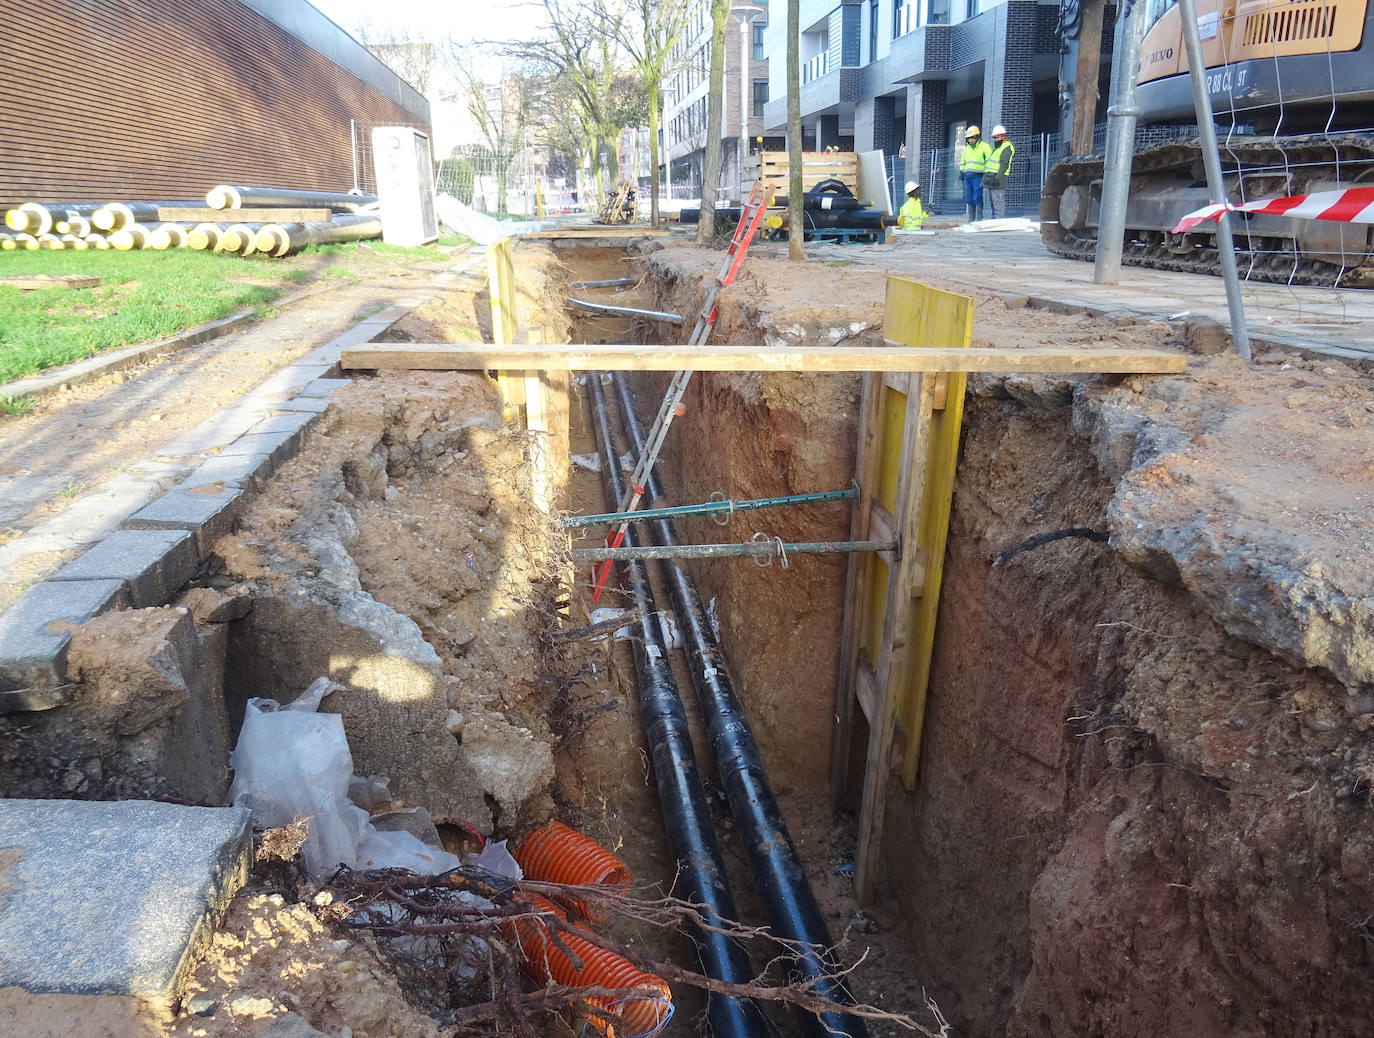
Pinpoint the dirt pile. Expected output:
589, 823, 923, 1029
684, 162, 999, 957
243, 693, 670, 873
212, 372, 559, 834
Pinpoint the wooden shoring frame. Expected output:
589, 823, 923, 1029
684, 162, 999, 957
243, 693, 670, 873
830, 277, 973, 906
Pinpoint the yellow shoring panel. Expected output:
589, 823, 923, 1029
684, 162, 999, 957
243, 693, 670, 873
861, 553, 890, 668
875, 384, 906, 515
881, 277, 973, 790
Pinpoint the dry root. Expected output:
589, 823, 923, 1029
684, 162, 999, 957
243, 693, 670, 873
321, 865, 943, 1036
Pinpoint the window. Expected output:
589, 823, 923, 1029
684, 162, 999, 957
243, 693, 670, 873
753, 21, 766, 60
894, 0, 906, 36
870, 0, 878, 58
753, 79, 769, 117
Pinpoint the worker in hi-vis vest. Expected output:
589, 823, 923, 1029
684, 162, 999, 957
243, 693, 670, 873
958, 125, 992, 222
982, 125, 1015, 219
898, 181, 929, 229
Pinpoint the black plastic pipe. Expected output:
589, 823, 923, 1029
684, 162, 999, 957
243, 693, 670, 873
586, 376, 768, 1038
612, 374, 868, 1038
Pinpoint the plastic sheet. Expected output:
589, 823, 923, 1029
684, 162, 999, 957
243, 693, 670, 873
229, 677, 462, 878
434, 194, 552, 245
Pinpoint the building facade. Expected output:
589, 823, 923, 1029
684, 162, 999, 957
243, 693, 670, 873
663, 1, 777, 203
0, 0, 431, 207
760, 0, 1072, 214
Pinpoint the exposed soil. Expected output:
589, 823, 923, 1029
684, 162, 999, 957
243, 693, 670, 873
8, 233, 1374, 1038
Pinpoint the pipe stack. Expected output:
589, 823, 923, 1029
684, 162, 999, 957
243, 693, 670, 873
2, 183, 384, 258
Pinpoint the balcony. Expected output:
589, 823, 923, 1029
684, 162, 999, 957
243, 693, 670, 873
802, 51, 831, 84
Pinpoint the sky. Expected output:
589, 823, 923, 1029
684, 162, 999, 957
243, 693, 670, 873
307, 0, 542, 46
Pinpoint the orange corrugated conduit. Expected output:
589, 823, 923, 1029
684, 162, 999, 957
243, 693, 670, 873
514, 821, 632, 921
513, 893, 673, 1038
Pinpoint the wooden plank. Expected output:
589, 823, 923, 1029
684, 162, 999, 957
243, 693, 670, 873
0, 274, 100, 290
830, 372, 883, 810
158, 207, 332, 222
341, 342, 1188, 374
519, 227, 671, 239
854, 658, 879, 726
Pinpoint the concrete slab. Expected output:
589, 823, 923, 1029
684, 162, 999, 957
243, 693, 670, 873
50, 530, 198, 609
217, 429, 302, 469
250, 411, 319, 437
0, 579, 127, 701
278, 396, 331, 413
0, 799, 252, 1006
297, 378, 353, 398
180, 452, 274, 490
124, 485, 243, 554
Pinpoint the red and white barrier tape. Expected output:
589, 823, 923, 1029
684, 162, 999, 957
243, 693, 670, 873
1171, 185, 1374, 234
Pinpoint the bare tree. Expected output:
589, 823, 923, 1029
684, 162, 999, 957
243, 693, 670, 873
455, 62, 531, 214
606, 0, 694, 227
787, 0, 804, 261
696, 0, 731, 241
344, 16, 436, 95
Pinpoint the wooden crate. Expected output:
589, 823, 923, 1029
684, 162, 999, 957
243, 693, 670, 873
745, 151, 860, 196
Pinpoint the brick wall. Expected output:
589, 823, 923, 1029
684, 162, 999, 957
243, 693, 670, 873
0, 0, 429, 207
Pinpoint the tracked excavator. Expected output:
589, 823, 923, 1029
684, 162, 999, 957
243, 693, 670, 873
1042, 0, 1374, 285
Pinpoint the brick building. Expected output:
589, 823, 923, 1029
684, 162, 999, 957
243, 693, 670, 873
0, 0, 431, 208
760, 0, 1085, 214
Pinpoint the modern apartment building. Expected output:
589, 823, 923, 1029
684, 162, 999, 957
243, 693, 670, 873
760, 0, 1086, 213
662, 1, 779, 203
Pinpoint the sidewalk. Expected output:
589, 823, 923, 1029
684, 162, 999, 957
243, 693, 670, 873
810, 229, 1374, 363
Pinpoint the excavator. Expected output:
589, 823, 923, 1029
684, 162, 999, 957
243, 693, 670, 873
1041, 0, 1374, 285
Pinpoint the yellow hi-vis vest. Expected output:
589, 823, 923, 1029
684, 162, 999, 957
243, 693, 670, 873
959, 140, 991, 174
898, 195, 929, 229
986, 139, 1015, 177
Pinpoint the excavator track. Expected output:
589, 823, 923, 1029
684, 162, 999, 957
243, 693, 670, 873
1040, 134, 1374, 287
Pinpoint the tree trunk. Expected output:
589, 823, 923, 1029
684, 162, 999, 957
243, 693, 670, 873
497, 166, 508, 214
1071, 0, 1106, 157
787, 0, 804, 261
648, 76, 662, 227
697, 0, 730, 243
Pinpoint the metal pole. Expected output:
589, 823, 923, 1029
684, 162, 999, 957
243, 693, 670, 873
1093, 0, 1146, 284
566, 298, 685, 323
1175, 0, 1252, 361
571, 539, 895, 563
562, 485, 859, 528
350, 119, 359, 192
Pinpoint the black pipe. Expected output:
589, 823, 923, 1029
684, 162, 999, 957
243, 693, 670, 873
612, 374, 868, 1038
585, 376, 768, 1038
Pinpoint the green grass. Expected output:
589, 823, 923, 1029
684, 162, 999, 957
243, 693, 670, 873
0, 250, 280, 384
1, 395, 33, 416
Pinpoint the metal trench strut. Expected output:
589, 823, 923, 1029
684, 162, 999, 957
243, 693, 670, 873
590, 181, 773, 601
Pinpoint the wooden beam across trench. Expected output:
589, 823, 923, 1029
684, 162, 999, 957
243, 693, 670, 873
373, 269, 1186, 908
340, 342, 1187, 373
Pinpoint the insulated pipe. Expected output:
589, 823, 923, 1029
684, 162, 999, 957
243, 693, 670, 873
0, 232, 13, 251
109, 225, 150, 251
216, 223, 264, 254
572, 278, 638, 289
568, 298, 684, 324
39, 234, 64, 250
613, 374, 868, 1038
13, 233, 39, 251
250, 216, 383, 257
93, 202, 200, 232
56, 215, 92, 237
155, 223, 188, 248
7, 202, 97, 234
187, 223, 222, 251
84, 234, 110, 250
763, 209, 892, 230
587, 375, 769, 1038
59, 234, 88, 251
206, 185, 378, 212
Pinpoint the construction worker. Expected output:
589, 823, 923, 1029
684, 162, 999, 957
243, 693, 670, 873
898, 181, 929, 229
982, 125, 1015, 219
958, 125, 992, 222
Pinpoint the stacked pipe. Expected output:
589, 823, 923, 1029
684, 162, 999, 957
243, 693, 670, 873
609, 373, 869, 1038
1, 184, 383, 257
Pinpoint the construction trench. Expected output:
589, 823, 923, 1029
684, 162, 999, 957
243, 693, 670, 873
5, 234, 1374, 1037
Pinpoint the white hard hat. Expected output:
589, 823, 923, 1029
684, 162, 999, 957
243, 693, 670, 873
904, 181, 919, 193
992, 124, 1007, 136
965, 125, 980, 137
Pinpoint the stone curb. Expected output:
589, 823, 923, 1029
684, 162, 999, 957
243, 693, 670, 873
0, 284, 322, 403
0, 279, 448, 703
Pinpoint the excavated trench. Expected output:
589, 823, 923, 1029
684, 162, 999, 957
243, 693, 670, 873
9, 237, 1374, 1037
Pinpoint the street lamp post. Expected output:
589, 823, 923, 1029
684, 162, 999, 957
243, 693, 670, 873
732, 4, 766, 203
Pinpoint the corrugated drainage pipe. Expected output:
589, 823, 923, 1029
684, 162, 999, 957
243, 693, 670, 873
611, 373, 869, 1038
587, 375, 769, 1038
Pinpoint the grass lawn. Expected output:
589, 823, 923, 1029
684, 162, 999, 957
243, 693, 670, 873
0, 239, 461, 386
